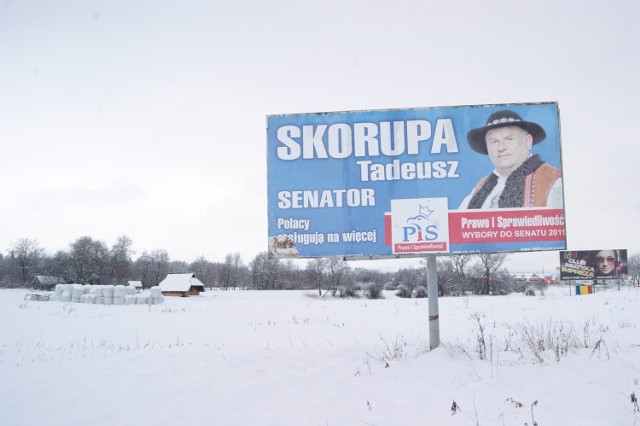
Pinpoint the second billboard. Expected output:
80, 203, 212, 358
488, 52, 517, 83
560, 249, 628, 280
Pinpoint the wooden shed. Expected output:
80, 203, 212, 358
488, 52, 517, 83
32, 275, 65, 290
159, 273, 206, 297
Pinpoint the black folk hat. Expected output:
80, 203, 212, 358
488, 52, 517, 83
467, 110, 546, 155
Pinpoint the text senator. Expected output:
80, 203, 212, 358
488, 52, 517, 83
277, 188, 376, 209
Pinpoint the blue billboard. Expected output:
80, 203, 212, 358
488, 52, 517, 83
267, 102, 566, 259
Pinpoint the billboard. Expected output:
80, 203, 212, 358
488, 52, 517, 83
560, 249, 628, 280
267, 102, 566, 259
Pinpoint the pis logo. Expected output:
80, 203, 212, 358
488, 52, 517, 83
402, 204, 439, 242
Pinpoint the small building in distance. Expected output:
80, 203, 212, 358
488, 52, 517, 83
513, 272, 552, 284
159, 273, 205, 297
127, 280, 143, 292
32, 275, 65, 291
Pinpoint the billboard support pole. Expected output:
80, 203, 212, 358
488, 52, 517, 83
427, 254, 440, 350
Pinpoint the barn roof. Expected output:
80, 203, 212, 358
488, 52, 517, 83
32, 275, 64, 285
159, 273, 205, 292
128, 280, 143, 288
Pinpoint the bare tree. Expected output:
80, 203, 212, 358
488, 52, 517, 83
150, 249, 170, 287
306, 258, 328, 296
475, 253, 509, 295
110, 235, 134, 285
190, 256, 218, 289
8, 238, 44, 284
278, 259, 300, 290
168, 260, 188, 273
43, 250, 71, 282
392, 267, 424, 297
68, 236, 109, 284
0, 253, 9, 287
352, 267, 391, 287
450, 254, 473, 278
220, 253, 243, 290
326, 256, 351, 290
249, 252, 283, 290
133, 251, 152, 288
438, 254, 474, 295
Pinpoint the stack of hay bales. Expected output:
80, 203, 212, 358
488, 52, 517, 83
44, 284, 165, 306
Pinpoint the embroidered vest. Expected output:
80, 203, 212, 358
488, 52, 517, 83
471, 164, 561, 208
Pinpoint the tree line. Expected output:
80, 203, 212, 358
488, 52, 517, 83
3, 236, 639, 296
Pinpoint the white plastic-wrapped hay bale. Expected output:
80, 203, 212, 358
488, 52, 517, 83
114, 285, 126, 298
126, 286, 136, 296
103, 285, 114, 298
72, 284, 84, 302
158, 295, 165, 304
90, 286, 103, 297
104, 297, 114, 305
113, 285, 125, 306
148, 286, 162, 305
60, 291, 71, 303
95, 296, 104, 305
83, 284, 92, 294
89, 294, 97, 304
80, 294, 91, 304
124, 295, 136, 305
55, 284, 65, 296
150, 286, 162, 298
136, 295, 148, 305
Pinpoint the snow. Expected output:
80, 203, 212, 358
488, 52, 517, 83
2, 286, 639, 425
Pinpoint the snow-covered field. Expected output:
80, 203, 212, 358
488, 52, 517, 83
2, 286, 639, 426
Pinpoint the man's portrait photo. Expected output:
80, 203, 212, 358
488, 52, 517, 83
459, 109, 563, 210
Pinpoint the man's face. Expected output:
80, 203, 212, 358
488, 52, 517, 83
596, 250, 616, 275
485, 126, 533, 177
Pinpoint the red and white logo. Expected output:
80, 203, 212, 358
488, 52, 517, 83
390, 198, 450, 254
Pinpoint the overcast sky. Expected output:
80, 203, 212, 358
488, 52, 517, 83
1, 0, 638, 273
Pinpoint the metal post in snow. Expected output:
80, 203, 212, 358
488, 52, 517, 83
426, 254, 440, 350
